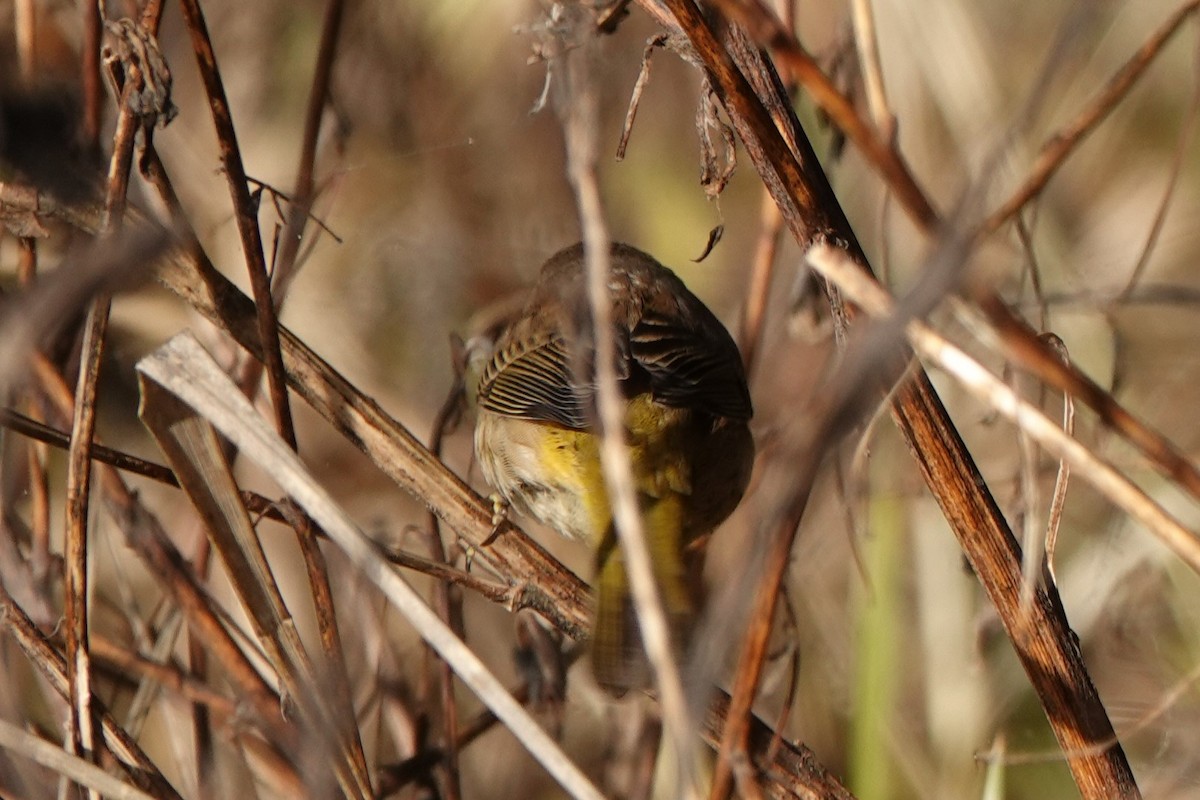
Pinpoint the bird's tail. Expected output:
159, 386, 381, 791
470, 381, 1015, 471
590, 493, 697, 695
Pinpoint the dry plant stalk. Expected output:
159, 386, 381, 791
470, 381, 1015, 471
137, 332, 606, 800
638, 1, 1170, 798
553, 13, 704, 796
3, 1, 1198, 798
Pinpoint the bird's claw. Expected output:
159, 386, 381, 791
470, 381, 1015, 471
480, 493, 509, 547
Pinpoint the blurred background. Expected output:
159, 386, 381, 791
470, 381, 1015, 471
3, 0, 1200, 798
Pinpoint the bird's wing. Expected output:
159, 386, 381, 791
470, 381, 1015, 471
478, 332, 592, 429
629, 308, 753, 422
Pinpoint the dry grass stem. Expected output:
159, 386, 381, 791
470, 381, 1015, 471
0, 718, 156, 800
137, 332, 605, 800
557, 12, 702, 794
849, 0, 895, 139
4, 1, 1197, 795
177, 0, 296, 449
807, 243, 1200, 575
1043, 334, 1075, 582
978, 0, 1200, 238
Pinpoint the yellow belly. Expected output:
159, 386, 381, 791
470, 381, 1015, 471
475, 394, 704, 544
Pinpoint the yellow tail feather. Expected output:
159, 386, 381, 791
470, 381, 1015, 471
590, 494, 697, 694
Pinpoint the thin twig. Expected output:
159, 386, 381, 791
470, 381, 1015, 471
651, 4, 1139, 795
423, 347, 469, 800
62, 64, 144, 796
739, 182, 784, 376
62, 296, 106, 790
0, 404, 295, 522
271, 0, 345, 300
176, 0, 297, 450
385, 544, 516, 606
703, 0, 938, 228
1042, 334, 1074, 582
555, 11, 702, 793
808, 243, 1200, 577
978, 0, 1200, 238
1117, 18, 1200, 300
82, 0, 103, 150
850, 0, 895, 140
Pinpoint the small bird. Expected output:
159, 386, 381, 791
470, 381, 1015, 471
474, 242, 754, 693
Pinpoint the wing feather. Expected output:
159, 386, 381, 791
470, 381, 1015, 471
478, 334, 591, 429
630, 309, 752, 421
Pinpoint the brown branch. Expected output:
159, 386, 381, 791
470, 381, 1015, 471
62, 296, 106, 779
739, 178, 785, 377
271, 0, 344, 299
62, 62, 144, 793
82, 1, 103, 150
978, 0, 1200, 238
0, 580, 184, 800
384, 544, 516, 606
668, 0, 939, 230
23, 320, 302, 783
0, 404, 292, 522
176, 0, 297, 451
423, 355, 469, 800
977, 293, 1200, 504
888, 375, 1131, 797
651, 1, 1140, 798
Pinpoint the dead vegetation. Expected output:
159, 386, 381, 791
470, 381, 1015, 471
2, 1, 1200, 798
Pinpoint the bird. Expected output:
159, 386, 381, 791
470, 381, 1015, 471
473, 241, 754, 694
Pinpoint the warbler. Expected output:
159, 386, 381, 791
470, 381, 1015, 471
474, 242, 754, 693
